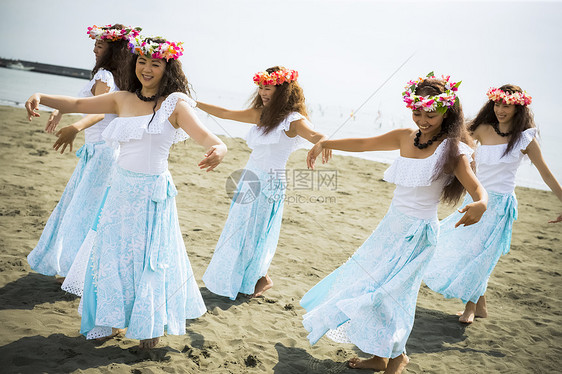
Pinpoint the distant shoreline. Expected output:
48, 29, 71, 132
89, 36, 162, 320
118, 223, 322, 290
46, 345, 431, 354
0, 57, 90, 80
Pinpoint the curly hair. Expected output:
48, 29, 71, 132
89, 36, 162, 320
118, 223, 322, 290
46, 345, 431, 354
91, 24, 132, 90
126, 38, 193, 124
249, 66, 308, 134
468, 84, 535, 156
416, 79, 472, 205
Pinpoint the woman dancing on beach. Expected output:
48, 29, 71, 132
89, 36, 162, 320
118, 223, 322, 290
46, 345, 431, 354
301, 73, 488, 373
27, 24, 139, 283
424, 84, 562, 324
197, 66, 331, 299
25, 35, 227, 349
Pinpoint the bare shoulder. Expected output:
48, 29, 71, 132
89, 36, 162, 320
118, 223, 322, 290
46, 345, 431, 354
289, 117, 308, 128
378, 128, 412, 147
396, 127, 417, 139
471, 124, 490, 142
111, 91, 134, 106
172, 98, 197, 116
114, 91, 135, 99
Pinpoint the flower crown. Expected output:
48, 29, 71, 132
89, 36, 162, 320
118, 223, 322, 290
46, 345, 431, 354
128, 36, 184, 61
486, 87, 532, 106
402, 72, 461, 114
253, 68, 298, 86
87, 24, 141, 42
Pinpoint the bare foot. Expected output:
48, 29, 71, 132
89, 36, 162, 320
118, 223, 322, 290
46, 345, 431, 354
139, 337, 160, 349
475, 295, 488, 318
348, 356, 388, 370
384, 354, 409, 374
457, 301, 476, 324
250, 274, 273, 298
55, 277, 66, 285
95, 328, 125, 342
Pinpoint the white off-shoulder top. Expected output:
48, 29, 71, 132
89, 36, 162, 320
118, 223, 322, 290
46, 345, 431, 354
102, 93, 194, 175
474, 128, 537, 194
245, 112, 310, 172
383, 139, 474, 219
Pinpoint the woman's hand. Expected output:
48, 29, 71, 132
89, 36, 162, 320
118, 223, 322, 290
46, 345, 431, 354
53, 125, 79, 154
322, 147, 332, 164
549, 214, 562, 224
25, 93, 42, 121
307, 141, 324, 169
198, 143, 227, 172
45, 110, 62, 133
454, 200, 487, 228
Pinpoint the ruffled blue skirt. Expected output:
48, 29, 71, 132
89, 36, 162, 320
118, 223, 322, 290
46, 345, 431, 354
79, 166, 206, 340
203, 161, 285, 300
27, 142, 117, 276
424, 192, 517, 304
301, 204, 438, 359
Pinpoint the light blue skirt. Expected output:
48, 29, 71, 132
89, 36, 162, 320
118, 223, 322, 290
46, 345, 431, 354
79, 166, 206, 340
27, 142, 117, 276
424, 192, 517, 304
301, 204, 438, 359
202, 162, 285, 300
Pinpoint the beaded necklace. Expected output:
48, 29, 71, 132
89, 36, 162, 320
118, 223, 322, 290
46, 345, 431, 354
491, 123, 512, 137
413, 129, 446, 149
136, 89, 157, 102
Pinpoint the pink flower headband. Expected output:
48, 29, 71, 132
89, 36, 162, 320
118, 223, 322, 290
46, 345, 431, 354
402, 72, 461, 114
128, 36, 184, 61
486, 87, 532, 106
87, 24, 141, 42
253, 68, 298, 86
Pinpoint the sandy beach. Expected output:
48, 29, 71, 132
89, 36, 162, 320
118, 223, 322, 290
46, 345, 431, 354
0, 105, 560, 373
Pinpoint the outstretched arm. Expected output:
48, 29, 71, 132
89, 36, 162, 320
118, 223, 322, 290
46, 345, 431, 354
172, 101, 227, 172
45, 80, 111, 134
290, 119, 332, 165
196, 101, 260, 124
307, 128, 407, 169
25, 91, 120, 121
453, 155, 488, 227
524, 139, 562, 223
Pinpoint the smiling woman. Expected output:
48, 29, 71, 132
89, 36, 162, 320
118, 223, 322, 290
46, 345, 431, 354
26, 23, 138, 288
300, 72, 488, 374
135, 56, 166, 97
25, 34, 227, 350
196, 66, 332, 301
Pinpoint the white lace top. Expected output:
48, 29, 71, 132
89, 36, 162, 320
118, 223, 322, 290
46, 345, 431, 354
102, 92, 194, 175
383, 139, 474, 219
245, 112, 310, 172
78, 68, 119, 143
474, 128, 536, 194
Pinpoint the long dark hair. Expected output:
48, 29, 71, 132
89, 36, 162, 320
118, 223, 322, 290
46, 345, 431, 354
416, 79, 471, 205
127, 38, 192, 124
91, 24, 132, 90
468, 84, 535, 156
249, 66, 308, 134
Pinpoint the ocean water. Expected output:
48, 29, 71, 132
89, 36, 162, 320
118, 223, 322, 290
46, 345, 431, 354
1, 67, 560, 191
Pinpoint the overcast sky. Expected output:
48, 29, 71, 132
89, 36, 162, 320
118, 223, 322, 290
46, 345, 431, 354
1, 0, 561, 122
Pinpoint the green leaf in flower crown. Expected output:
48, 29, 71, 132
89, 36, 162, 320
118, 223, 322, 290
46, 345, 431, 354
454, 81, 462, 88
427, 71, 434, 77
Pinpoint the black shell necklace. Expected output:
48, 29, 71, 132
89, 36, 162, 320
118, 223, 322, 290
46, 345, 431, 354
413, 129, 446, 149
491, 122, 512, 137
136, 89, 157, 102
